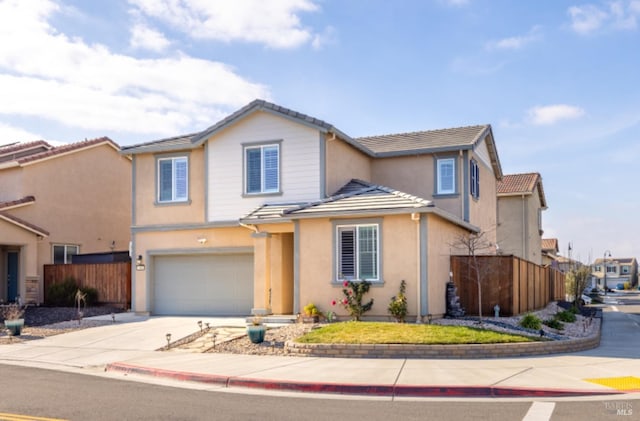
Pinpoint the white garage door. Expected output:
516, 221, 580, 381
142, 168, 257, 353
153, 253, 253, 316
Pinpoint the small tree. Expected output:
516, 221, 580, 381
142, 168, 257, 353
451, 230, 496, 322
565, 265, 591, 307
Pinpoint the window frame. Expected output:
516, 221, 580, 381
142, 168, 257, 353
156, 155, 189, 204
470, 158, 480, 199
243, 142, 281, 196
435, 157, 457, 196
52, 244, 79, 264
334, 222, 381, 282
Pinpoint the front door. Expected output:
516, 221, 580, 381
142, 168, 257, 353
7, 251, 18, 302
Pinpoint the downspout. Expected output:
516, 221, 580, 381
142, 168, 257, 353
521, 194, 526, 259
412, 212, 421, 323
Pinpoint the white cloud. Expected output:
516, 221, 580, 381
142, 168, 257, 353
0, 0, 270, 136
311, 25, 337, 50
568, 1, 640, 34
486, 26, 541, 51
0, 122, 42, 144
528, 104, 585, 125
130, 22, 171, 52
128, 0, 322, 49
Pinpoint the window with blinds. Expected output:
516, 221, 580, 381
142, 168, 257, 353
245, 144, 279, 194
158, 156, 188, 203
337, 224, 379, 280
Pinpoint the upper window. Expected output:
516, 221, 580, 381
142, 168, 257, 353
437, 158, 456, 195
606, 265, 617, 274
53, 244, 79, 264
245, 144, 280, 195
337, 224, 379, 281
158, 156, 188, 203
470, 159, 480, 199
622, 265, 630, 274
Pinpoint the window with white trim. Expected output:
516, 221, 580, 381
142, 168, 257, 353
437, 158, 455, 195
470, 159, 480, 199
621, 265, 630, 274
158, 156, 188, 203
245, 144, 280, 194
337, 224, 379, 280
53, 244, 79, 264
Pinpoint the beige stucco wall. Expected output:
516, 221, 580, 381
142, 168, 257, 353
468, 151, 498, 246
497, 191, 543, 264
0, 166, 24, 203
4, 143, 131, 302
133, 146, 206, 226
325, 137, 371, 196
426, 214, 469, 316
371, 155, 463, 218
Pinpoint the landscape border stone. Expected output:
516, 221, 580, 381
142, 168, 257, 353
284, 320, 601, 359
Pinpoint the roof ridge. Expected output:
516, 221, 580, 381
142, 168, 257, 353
16, 136, 119, 164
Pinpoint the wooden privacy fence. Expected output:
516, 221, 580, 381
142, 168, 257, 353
44, 262, 131, 309
450, 255, 565, 317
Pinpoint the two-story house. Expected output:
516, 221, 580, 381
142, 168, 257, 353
0, 138, 131, 304
496, 173, 547, 265
542, 238, 559, 267
591, 257, 638, 290
122, 99, 503, 319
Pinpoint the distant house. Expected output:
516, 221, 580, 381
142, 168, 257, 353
122, 99, 504, 318
0, 138, 131, 304
496, 172, 547, 265
590, 257, 638, 290
541, 238, 559, 267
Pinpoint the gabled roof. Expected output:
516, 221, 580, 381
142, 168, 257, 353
0, 196, 35, 211
240, 179, 479, 232
593, 257, 637, 265
0, 212, 49, 237
0, 137, 121, 169
542, 238, 559, 253
121, 99, 503, 175
497, 172, 547, 208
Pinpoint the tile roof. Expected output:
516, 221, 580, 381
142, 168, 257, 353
240, 179, 433, 222
0, 140, 53, 163
120, 133, 198, 154
354, 125, 490, 155
593, 257, 637, 265
14, 137, 120, 165
542, 238, 558, 252
0, 212, 49, 236
0, 196, 35, 210
497, 172, 547, 208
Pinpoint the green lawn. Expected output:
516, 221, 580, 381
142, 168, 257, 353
295, 322, 538, 345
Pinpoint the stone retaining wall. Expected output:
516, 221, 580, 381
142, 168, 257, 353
285, 330, 601, 359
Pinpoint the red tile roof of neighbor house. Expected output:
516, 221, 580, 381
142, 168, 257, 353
542, 238, 558, 252
0, 196, 35, 210
14, 137, 120, 165
497, 172, 547, 208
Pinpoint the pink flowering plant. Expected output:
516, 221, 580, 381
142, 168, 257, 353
331, 279, 374, 321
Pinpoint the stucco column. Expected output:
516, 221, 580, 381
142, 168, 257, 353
251, 232, 272, 315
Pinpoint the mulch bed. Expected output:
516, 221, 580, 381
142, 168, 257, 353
2, 306, 124, 326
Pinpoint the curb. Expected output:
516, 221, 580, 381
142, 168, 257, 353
105, 362, 624, 398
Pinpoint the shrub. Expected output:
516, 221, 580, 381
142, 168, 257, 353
519, 313, 541, 330
388, 280, 408, 323
556, 310, 576, 323
332, 280, 374, 321
46, 277, 98, 307
543, 318, 564, 330
303, 302, 320, 317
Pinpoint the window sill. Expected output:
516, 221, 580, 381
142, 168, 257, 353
154, 199, 192, 207
433, 193, 459, 198
242, 191, 283, 198
331, 280, 385, 287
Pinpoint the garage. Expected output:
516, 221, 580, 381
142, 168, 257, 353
153, 253, 253, 316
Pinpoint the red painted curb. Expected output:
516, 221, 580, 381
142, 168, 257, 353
105, 362, 624, 398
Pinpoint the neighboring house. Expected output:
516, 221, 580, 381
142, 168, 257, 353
541, 238, 559, 267
591, 257, 638, 290
0, 138, 131, 304
496, 173, 547, 265
556, 255, 585, 273
122, 99, 503, 319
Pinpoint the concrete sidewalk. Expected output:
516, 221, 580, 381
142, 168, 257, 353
1, 309, 639, 398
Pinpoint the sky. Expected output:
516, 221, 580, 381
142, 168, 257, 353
0, 0, 638, 264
